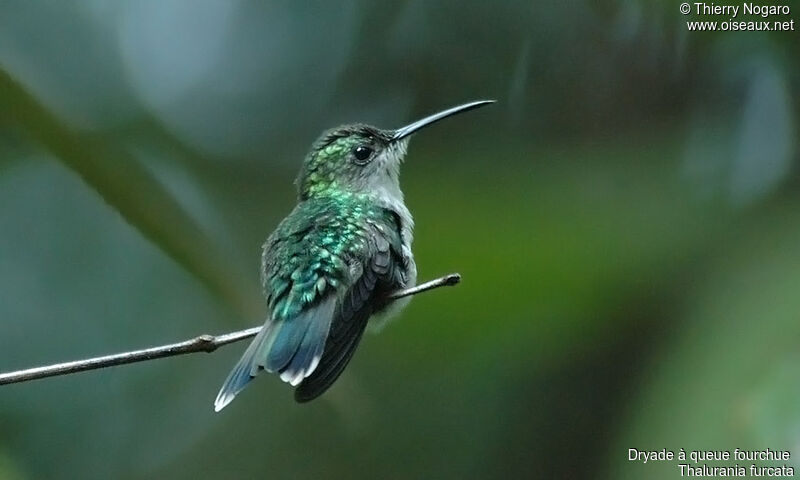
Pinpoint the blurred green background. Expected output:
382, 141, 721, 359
0, 1, 798, 479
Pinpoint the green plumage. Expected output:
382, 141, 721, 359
263, 192, 400, 319
214, 126, 413, 411
214, 100, 491, 411
263, 193, 404, 334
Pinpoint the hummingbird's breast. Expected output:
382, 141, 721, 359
364, 188, 417, 329
371, 187, 415, 278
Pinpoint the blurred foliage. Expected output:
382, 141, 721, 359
0, 1, 797, 479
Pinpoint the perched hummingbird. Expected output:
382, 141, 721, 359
214, 100, 494, 411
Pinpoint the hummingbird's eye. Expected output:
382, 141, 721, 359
352, 145, 374, 164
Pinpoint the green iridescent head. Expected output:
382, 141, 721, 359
297, 125, 402, 199
296, 100, 495, 200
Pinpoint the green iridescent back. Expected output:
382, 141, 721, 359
262, 191, 403, 322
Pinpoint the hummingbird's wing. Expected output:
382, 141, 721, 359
214, 201, 402, 410
294, 231, 399, 403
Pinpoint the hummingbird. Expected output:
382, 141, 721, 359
214, 100, 494, 411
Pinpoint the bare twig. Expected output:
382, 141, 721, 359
0, 273, 461, 386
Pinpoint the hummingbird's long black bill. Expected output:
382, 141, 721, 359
391, 100, 495, 141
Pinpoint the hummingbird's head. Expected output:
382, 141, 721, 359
296, 124, 403, 200
296, 100, 495, 200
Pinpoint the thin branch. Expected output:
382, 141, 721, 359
0, 273, 461, 386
